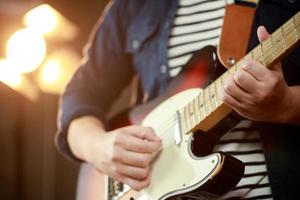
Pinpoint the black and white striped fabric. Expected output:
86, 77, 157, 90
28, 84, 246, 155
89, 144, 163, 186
168, 0, 230, 77
168, 0, 273, 199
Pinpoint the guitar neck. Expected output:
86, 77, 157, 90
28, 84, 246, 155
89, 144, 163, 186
180, 11, 300, 134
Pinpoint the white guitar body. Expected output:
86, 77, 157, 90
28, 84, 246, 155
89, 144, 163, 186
78, 11, 300, 200
141, 88, 223, 200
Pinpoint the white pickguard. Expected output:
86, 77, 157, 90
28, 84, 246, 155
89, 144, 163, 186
141, 88, 222, 200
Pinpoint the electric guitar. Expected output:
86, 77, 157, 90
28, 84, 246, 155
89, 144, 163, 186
86, 11, 300, 200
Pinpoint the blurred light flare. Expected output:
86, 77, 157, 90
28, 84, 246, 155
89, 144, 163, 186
0, 3, 80, 100
38, 48, 80, 94
6, 28, 47, 74
24, 4, 58, 35
41, 59, 62, 84
23, 4, 78, 41
0, 59, 23, 88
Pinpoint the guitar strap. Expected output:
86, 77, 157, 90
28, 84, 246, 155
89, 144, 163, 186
218, 2, 257, 69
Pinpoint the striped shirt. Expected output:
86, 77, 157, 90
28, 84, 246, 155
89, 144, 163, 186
168, 0, 273, 199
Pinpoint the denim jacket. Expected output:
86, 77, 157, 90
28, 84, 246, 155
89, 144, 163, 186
56, 0, 300, 199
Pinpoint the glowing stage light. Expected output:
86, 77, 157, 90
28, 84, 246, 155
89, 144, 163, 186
41, 59, 61, 84
38, 48, 80, 94
6, 28, 46, 74
24, 4, 58, 35
23, 4, 78, 41
0, 59, 22, 89
0, 59, 39, 101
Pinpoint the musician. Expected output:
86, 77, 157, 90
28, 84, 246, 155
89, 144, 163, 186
55, 0, 300, 199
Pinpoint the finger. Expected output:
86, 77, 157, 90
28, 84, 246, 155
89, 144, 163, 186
114, 163, 149, 180
221, 89, 255, 119
256, 26, 283, 74
271, 61, 283, 73
224, 75, 250, 103
118, 150, 154, 167
125, 126, 161, 142
242, 59, 270, 81
257, 26, 270, 42
234, 68, 260, 94
121, 135, 162, 153
221, 86, 242, 110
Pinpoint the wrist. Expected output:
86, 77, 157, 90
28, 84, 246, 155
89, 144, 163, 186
67, 116, 106, 162
83, 129, 107, 164
280, 86, 300, 125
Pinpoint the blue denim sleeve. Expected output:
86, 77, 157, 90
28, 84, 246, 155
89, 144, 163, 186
55, 0, 133, 162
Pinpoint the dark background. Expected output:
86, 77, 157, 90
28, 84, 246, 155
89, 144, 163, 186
0, 0, 109, 199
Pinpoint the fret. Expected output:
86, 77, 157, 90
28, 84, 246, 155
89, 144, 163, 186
213, 80, 218, 107
208, 85, 216, 111
197, 95, 203, 121
200, 93, 206, 119
283, 19, 298, 48
202, 89, 209, 118
259, 43, 266, 65
189, 100, 196, 129
179, 108, 187, 134
184, 106, 191, 132
193, 100, 198, 128
252, 46, 261, 63
178, 12, 300, 134
213, 80, 220, 107
271, 29, 285, 58
200, 91, 206, 119
207, 87, 213, 112
261, 38, 275, 65
194, 95, 200, 125
293, 16, 299, 40
220, 73, 225, 88
214, 78, 220, 106
280, 26, 287, 52
268, 35, 276, 60
207, 88, 212, 114
295, 12, 300, 33
203, 89, 208, 115
194, 97, 200, 124
188, 103, 194, 131
218, 77, 224, 105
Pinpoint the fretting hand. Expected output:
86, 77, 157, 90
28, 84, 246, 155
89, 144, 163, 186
220, 26, 293, 123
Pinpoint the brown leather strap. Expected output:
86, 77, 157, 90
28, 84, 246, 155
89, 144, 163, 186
218, 4, 256, 69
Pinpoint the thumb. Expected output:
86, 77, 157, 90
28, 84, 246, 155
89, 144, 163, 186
257, 26, 282, 72
257, 26, 270, 42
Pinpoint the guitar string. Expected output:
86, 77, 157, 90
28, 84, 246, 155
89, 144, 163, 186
108, 14, 299, 198
144, 20, 300, 147
140, 18, 300, 147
